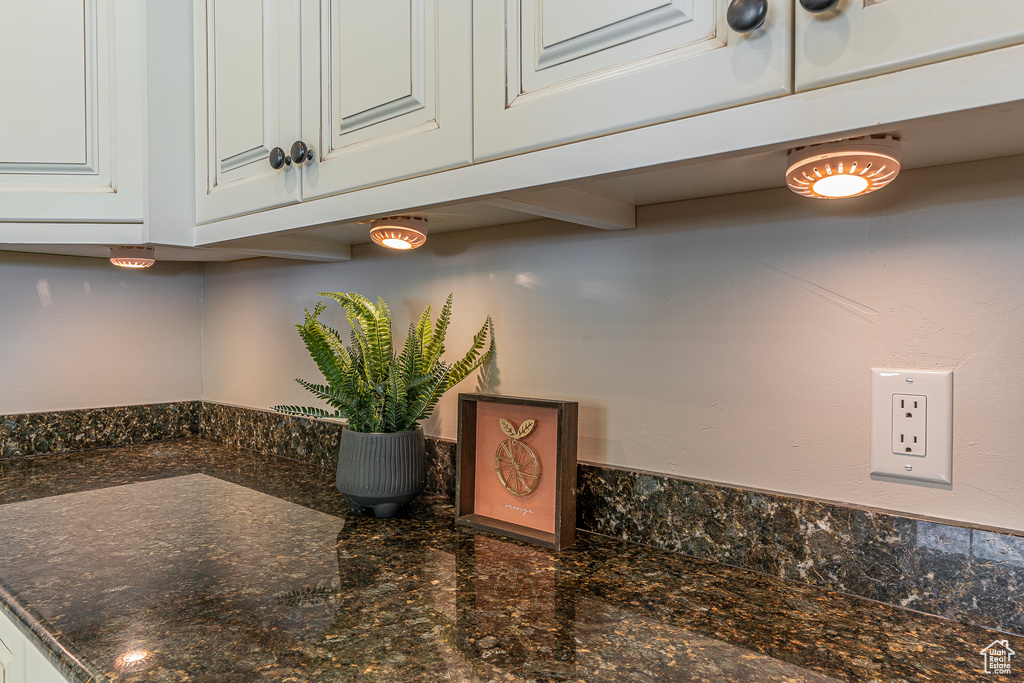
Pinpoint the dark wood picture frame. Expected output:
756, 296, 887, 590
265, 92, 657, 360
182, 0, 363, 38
455, 393, 578, 551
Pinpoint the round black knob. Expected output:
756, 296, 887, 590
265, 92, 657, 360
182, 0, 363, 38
800, 0, 840, 12
290, 140, 313, 166
727, 0, 768, 33
269, 147, 291, 170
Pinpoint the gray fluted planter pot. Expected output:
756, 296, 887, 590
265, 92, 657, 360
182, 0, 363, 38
336, 427, 426, 518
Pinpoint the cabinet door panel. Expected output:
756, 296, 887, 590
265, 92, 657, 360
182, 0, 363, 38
0, 0, 144, 222
542, 0, 669, 47
474, 0, 792, 161
195, 0, 300, 223
301, 0, 471, 200
522, 0, 714, 91
796, 0, 1024, 91
336, 2, 413, 124
2, 2, 86, 165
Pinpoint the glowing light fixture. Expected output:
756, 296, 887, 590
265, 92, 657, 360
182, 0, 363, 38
109, 246, 156, 268
786, 135, 902, 199
369, 216, 428, 250
114, 650, 153, 671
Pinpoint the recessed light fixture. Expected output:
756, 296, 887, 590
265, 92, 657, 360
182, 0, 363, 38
109, 246, 156, 268
786, 135, 902, 199
369, 216, 428, 250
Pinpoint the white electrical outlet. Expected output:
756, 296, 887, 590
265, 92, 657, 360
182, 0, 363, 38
891, 394, 926, 455
870, 369, 953, 484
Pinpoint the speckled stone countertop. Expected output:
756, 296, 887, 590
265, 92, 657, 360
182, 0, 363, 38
0, 440, 1020, 682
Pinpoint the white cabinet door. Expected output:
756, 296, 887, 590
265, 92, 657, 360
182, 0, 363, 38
473, 0, 793, 161
0, 0, 144, 223
300, 0, 471, 200
194, 0, 302, 223
796, 0, 1024, 91
0, 630, 11, 683
1, 609, 25, 683
0, 609, 68, 683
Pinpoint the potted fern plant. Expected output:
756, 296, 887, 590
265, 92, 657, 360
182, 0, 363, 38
274, 292, 494, 518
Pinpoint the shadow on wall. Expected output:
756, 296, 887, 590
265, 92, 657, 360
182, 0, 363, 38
577, 401, 608, 466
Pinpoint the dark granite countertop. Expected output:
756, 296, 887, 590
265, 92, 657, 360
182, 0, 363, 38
0, 439, 1020, 682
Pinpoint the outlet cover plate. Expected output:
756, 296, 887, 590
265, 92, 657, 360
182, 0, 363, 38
870, 369, 953, 484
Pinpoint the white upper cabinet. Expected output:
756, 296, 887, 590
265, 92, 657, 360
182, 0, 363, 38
795, 0, 1024, 91
473, 0, 793, 161
194, 0, 302, 224
0, 0, 144, 223
10, 0, 1015, 250
195, 0, 472, 221
301, 0, 471, 200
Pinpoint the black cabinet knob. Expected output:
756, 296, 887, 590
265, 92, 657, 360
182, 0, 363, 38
269, 147, 290, 170
800, 0, 840, 12
727, 0, 768, 33
290, 140, 313, 166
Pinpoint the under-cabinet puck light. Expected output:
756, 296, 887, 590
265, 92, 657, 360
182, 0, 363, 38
109, 246, 156, 268
369, 216, 428, 250
786, 135, 902, 199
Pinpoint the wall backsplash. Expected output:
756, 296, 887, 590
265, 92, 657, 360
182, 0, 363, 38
199, 402, 458, 500
200, 402, 340, 468
2, 401, 1023, 637
0, 402, 200, 458
578, 465, 1024, 637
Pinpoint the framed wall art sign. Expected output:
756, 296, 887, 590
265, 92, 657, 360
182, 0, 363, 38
455, 393, 578, 550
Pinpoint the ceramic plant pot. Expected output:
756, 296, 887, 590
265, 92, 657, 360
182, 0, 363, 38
336, 427, 426, 518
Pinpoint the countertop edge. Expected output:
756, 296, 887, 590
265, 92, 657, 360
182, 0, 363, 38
1, 572, 109, 682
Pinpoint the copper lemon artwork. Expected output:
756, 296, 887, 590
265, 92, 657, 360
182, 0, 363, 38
495, 418, 541, 496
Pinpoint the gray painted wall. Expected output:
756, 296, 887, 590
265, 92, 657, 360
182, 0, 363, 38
202, 155, 1024, 532
0, 253, 203, 413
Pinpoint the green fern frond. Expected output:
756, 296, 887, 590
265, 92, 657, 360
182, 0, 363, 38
272, 404, 341, 419
297, 322, 348, 389
445, 316, 495, 390
294, 378, 361, 415
415, 304, 433, 357
278, 293, 493, 432
404, 362, 452, 424
319, 292, 393, 382
424, 294, 452, 366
